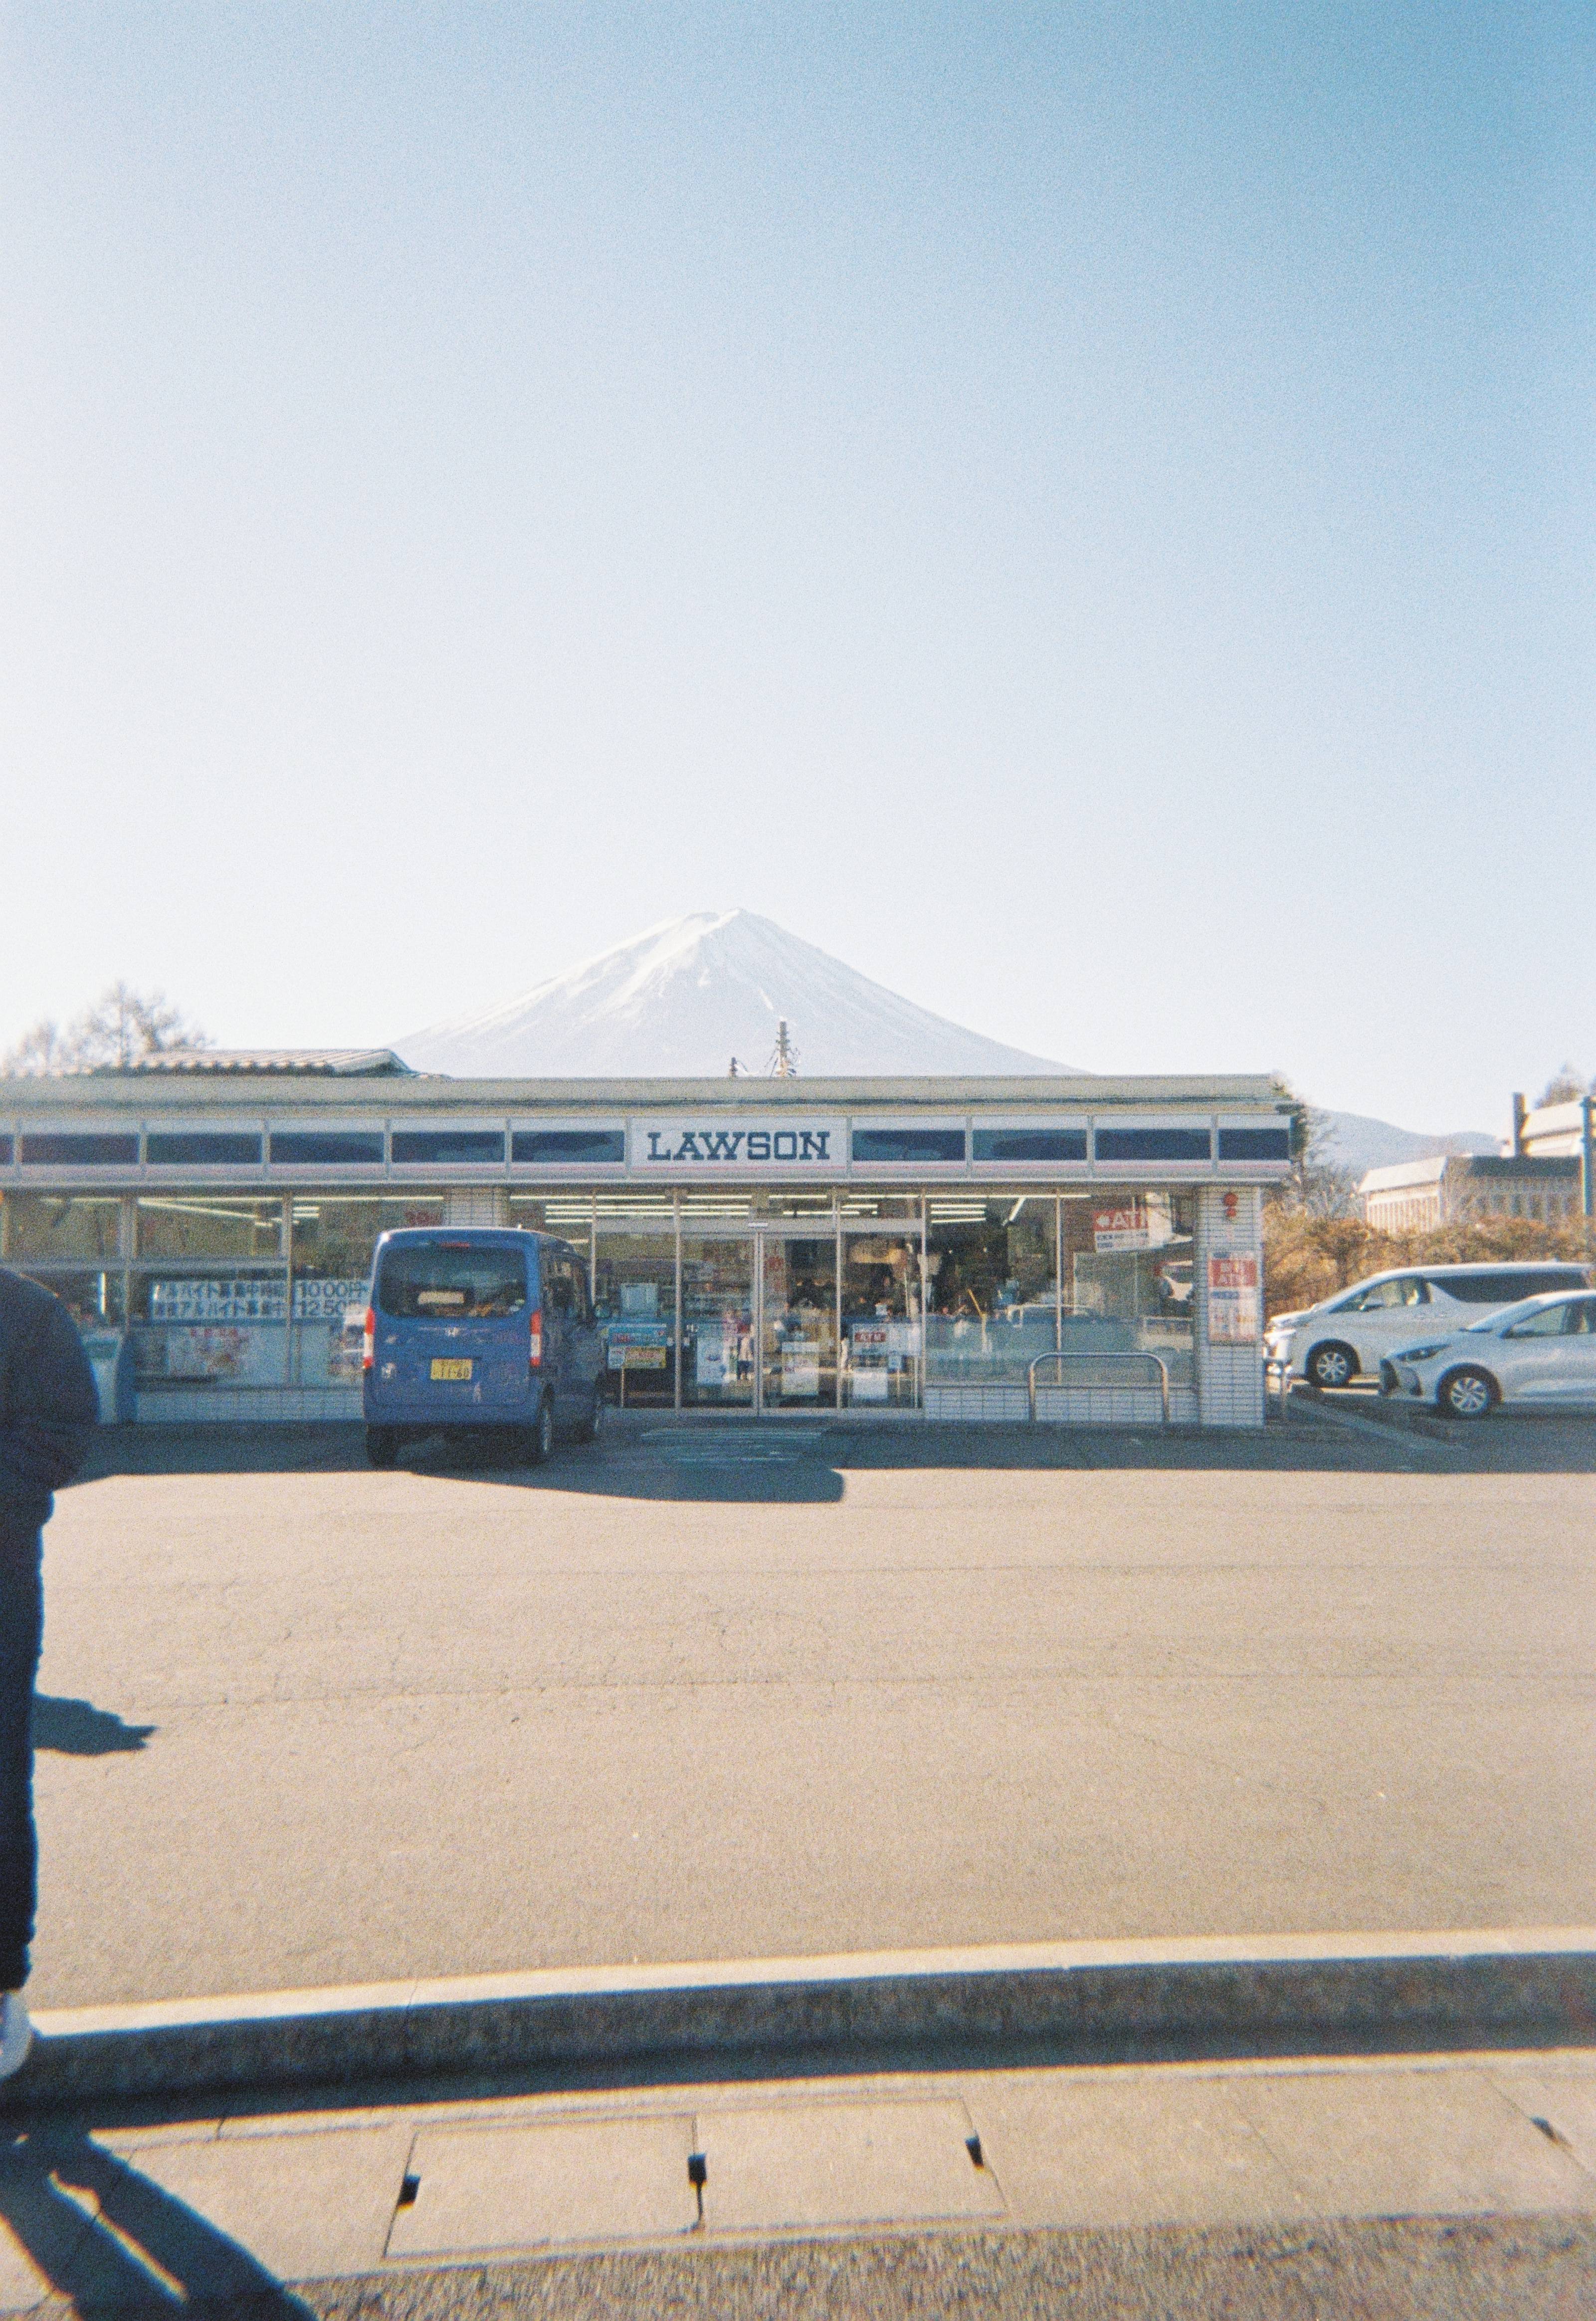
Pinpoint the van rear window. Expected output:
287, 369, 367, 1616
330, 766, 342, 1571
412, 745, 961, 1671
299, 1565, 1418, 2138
377, 1245, 528, 1319
1431, 1267, 1587, 1304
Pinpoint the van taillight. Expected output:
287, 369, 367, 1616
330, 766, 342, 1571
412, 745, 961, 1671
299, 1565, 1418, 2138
529, 1310, 543, 1370
362, 1308, 375, 1371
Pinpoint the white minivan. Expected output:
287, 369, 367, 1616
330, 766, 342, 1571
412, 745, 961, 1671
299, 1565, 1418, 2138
1281, 1262, 1590, 1390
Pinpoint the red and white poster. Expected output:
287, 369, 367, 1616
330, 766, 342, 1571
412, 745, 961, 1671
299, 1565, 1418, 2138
1093, 1203, 1149, 1251
1206, 1254, 1260, 1342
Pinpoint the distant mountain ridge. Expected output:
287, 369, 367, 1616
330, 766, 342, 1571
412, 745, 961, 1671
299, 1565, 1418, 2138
398, 909, 1070, 1078
1318, 1110, 1498, 1178
396, 907, 1498, 1170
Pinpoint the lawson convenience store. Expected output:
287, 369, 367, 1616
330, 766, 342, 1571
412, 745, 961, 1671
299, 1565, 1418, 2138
0, 1057, 1291, 1428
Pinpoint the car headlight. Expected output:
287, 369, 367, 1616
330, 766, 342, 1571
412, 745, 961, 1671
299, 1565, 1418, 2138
1393, 1342, 1448, 1363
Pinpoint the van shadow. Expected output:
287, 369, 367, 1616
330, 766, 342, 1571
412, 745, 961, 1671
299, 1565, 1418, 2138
0, 2125, 315, 2319
72, 1408, 1596, 1500
32, 1697, 156, 1756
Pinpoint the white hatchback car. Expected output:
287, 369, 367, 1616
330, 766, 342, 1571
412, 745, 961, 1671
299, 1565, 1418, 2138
1281, 1263, 1590, 1391
1382, 1289, 1596, 1418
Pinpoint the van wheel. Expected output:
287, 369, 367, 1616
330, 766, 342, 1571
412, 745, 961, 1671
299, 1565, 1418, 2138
1307, 1342, 1357, 1390
366, 1427, 399, 1469
574, 1388, 602, 1445
1440, 1366, 1496, 1420
525, 1396, 556, 1466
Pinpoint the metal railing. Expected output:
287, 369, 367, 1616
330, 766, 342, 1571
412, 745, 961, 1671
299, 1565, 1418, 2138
1027, 1350, 1172, 1424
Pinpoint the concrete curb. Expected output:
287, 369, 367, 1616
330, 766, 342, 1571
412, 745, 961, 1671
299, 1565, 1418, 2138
11, 1929, 1596, 2109
1291, 1389, 1459, 1450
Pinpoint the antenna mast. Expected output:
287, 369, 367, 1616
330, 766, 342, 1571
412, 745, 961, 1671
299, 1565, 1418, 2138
768, 1019, 798, 1077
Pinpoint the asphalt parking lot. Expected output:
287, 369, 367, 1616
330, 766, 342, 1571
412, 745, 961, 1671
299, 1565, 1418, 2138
31, 1407, 1596, 2012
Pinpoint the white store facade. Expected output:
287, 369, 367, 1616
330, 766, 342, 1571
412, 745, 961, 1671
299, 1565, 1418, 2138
0, 1060, 1290, 1429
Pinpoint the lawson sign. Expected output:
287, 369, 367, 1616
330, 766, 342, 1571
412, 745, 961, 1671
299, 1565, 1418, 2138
630, 1116, 845, 1171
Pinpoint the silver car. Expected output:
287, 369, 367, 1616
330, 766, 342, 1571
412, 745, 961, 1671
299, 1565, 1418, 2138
1381, 1290, 1596, 1419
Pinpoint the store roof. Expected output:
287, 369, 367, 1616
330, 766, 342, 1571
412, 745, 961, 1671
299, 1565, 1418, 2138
114, 1049, 415, 1077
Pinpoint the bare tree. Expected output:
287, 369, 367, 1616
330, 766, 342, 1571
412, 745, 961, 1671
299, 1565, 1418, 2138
0, 1020, 71, 1076
1538, 1064, 1593, 1107
1266, 1078, 1359, 1219
1, 985, 207, 1075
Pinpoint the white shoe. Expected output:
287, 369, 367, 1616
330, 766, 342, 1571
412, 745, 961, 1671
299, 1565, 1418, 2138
0, 1993, 32, 2080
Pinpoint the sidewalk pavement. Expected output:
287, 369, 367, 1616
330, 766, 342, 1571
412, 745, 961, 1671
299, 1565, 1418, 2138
3, 2044, 1594, 2317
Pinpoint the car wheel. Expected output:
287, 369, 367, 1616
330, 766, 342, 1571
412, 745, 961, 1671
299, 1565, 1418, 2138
1440, 1366, 1496, 1421
1307, 1342, 1357, 1390
366, 1427, 399, 1469
525, 1395, 556, 1465
574, 1387, 602, 1445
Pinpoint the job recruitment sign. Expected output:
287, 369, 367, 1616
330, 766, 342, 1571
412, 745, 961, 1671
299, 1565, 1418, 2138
629, 1116, 846, 1171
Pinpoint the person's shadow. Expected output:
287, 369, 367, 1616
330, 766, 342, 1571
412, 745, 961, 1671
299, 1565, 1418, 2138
0, 2126, 314, 2317
31, 1698, 155, 1755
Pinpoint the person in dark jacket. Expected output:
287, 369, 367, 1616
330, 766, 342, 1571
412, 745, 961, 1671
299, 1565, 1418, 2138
0, 1267, 98, 2078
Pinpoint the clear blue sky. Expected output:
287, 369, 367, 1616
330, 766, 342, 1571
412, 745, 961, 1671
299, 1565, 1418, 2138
4, 3, 1592, 1130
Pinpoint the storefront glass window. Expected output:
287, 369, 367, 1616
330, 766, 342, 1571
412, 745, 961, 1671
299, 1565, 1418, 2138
924, 1194, 1057, 1386
2, 1193, 124, 1263
291, 1196, 445, 1388
1058, 1192, 1195, 1377
136, 1196, 283, 1262
679, 1193, 754, 1226
753, 1190, 839, 1223
680, 1235, 756, 1407
838, 1191, 922, 1221
841, 1231, 923, 1408
146, 1131, 264, 1167
508, 1195, 594, 1271
18, 1132, 138, 1167
596, 1192, 675, 1226
595, 1232, 677, 1406
129, 1268, 288, 1391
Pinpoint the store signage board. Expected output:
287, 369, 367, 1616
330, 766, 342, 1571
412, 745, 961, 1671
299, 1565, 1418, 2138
630, 1117, 846, 1171
149, 1279, 287, 1321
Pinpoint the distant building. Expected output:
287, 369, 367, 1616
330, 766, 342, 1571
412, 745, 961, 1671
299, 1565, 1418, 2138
1360, 1152, 1582, 1231
1515, 1094, 1595, 1162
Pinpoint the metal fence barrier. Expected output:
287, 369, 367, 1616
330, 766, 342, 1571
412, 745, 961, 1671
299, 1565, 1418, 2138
1027, 1351, 1172, 1425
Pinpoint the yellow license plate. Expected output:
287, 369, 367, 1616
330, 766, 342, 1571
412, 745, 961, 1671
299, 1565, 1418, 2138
430, 1358, 473, 1382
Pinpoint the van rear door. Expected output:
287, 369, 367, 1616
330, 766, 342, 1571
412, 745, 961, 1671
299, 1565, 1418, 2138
375, 1240, 533, 1409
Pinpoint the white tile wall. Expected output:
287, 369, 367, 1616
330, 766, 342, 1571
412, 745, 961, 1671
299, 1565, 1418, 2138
133, 1389, 363, 1425
1194, 1184, 1265, 1428
923, 1384, 1198, 1427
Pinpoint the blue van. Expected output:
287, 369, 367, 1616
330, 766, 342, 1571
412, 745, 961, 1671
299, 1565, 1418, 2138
362, 1227, 604, 1469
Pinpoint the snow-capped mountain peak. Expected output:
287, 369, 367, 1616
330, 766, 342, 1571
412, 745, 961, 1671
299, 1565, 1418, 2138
397, 909, 1070, 1078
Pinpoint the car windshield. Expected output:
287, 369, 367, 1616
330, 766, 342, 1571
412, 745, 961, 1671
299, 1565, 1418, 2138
1462, 1296, 1545, 1334
377, 1244, 528, 1319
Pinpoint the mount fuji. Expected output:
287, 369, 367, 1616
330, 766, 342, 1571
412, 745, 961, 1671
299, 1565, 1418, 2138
396, 910, 1070, 1078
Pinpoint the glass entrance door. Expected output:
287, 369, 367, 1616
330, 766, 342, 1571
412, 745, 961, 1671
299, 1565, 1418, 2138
761, 1234, 838, 1411
681, 1228, 839, 1412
